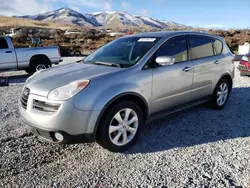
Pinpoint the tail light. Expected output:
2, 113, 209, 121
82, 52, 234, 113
239, 53, 250, 71
240, 54, 250, 64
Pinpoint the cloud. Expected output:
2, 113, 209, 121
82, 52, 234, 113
203, 24, 225, 28
140, 9, 149, 16
103, 1, 112, 10
0, 0, 51, 16
68, 5, 81, 12
65, 0, 112, 10
0, 0, 113, 16
121, 1, 130, 10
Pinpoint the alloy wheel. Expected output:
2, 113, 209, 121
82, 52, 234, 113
217, 82, 229, 106
36, 64, 47, 71
109, 108, 139, 146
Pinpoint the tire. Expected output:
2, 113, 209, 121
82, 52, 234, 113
26, 57, 51, 75
210, 78, 231, 109
97, 101, 144, 152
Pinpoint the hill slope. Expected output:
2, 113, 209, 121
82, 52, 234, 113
0, 15, 72, 29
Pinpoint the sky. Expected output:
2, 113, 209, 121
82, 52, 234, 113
0, 0, 250, 28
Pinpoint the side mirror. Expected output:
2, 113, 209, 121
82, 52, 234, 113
76, 55, 88, 63
155, 56, 175, 66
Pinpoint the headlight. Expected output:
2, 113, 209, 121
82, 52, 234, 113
48, 79, 90, 101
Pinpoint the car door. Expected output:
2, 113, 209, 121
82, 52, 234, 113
188, 35, 220, 100
151, 36, 194, 113
0, 37, 17, 70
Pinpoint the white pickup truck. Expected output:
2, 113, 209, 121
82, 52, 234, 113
0, 36, 62, 74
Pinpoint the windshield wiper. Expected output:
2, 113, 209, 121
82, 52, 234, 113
92, 61, 121, 68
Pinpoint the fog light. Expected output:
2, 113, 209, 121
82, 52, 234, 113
54, 132, 64, 141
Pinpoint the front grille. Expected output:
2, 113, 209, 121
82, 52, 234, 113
21, 88, 30, 109
33, 100, 60, 113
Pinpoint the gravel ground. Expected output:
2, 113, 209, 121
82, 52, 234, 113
0, 61, 250, 188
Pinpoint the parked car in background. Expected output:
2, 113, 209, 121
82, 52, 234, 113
19, 31, 235, 152
0, 36, 62, 74
5, 28, 16, 37
238, 53, 250, 76
64, 29, 82, 35
59, 46, 82, 57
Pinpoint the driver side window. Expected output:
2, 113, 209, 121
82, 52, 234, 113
157, 36, 188, 63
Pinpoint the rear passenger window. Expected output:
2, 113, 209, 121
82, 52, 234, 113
157, 36, 188, 63
0, 38, 9, 49
212, 39, 223, 55
189, 36, 214, 60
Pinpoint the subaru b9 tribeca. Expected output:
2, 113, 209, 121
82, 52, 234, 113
19, 31, 235, 152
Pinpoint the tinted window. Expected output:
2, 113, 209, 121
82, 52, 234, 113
157, 36, 188, 63
212, 39, 223, 55
0, 38, 8, 49
189, 36, 213, 60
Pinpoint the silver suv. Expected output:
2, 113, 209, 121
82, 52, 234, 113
19, 31, 235, 152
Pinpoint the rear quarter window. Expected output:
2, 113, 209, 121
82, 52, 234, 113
212, 39, 223, 55
189, 35, 214, 60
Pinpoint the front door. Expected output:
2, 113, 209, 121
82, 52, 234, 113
151, 36, 193, 113
0, 37, 16, 70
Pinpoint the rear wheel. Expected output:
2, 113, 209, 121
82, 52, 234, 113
210, 79, 231, 109
97, 101, 143, 152
26, 57, 51, 75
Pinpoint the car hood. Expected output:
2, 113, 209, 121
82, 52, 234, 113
26, 63, 121, 96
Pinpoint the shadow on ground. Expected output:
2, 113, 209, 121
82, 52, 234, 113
127, 87, 250, 154
8, 74, 29, 84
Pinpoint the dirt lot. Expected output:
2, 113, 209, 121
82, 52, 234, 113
0, 61, 250, 187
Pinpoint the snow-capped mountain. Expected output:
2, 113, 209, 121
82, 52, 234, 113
92, 11, 139, 27
90, 11, 169, 28
17, 7, 101, 27
17, 8, 189, 29
162, 20, 191, 29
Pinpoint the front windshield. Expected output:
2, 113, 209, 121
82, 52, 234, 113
84, 37, 161, 67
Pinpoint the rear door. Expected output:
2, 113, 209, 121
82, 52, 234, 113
0, 37, 17, 70
151, 36, 194, 113
188, 35, 220, 100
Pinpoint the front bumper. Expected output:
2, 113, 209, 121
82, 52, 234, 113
26, 124, 95, 143
19, 92, 100, 143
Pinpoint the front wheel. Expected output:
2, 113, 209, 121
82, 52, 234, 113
210, 79, 231, 109
97, 101, 143, 152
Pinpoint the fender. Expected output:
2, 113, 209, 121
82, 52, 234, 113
93, 91, 149, 136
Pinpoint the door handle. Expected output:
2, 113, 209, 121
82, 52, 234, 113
214, 60, 220, 64
5, 51, 12, 53
182, 67, 192, 72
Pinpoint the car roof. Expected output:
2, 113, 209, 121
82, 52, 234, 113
124, 31, 224, 41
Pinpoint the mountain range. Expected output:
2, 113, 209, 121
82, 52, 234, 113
17, 7, 189, 29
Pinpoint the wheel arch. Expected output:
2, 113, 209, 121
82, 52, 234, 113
214, 73, 233, 93
29, 54, 51, 67
93, 92, 149, 138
